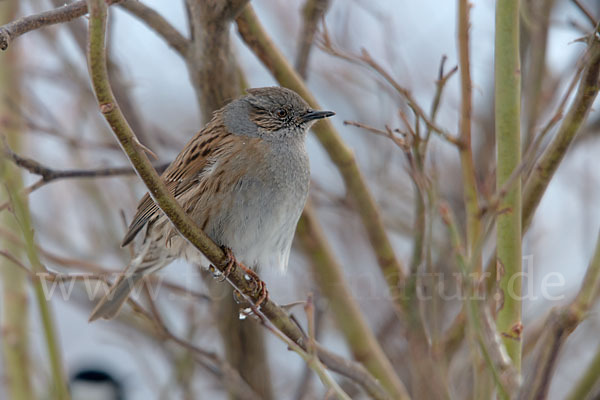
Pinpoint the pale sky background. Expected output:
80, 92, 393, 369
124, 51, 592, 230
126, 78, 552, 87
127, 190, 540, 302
6, 0, 600, 399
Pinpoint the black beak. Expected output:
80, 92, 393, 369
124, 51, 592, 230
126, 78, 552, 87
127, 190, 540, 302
301, 110, 335, 123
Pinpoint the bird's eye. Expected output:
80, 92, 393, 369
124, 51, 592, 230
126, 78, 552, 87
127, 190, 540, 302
275, 108, 288, 119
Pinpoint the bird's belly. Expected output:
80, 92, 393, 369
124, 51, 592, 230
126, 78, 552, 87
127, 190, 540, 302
205, 174, 308, 271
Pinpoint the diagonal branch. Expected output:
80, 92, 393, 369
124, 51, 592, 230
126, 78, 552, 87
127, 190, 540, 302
119, 0, 189, 57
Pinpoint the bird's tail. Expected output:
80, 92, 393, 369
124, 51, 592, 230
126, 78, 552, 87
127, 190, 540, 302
88, 272, 144, 322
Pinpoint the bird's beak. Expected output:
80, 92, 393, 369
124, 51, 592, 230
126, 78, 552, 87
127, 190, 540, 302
301, 110, 335, 123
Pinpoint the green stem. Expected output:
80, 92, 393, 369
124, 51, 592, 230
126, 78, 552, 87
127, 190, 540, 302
523, 23, 600, 231
0, 2, 33, 396
9, 156, 70, 400
495, 0, 523, 371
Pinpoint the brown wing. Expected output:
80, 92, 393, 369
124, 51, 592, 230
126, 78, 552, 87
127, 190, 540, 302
121, 117, 231, 247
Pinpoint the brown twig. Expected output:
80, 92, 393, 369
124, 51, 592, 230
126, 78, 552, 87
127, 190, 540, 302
2, 140, 169, 184
343, 120, 409, 150
0, 0, 123, 51
571, 0, 598, 27
316, 28, 461, 147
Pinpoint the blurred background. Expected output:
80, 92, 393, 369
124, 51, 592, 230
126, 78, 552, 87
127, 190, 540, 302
1, 0, 600, 399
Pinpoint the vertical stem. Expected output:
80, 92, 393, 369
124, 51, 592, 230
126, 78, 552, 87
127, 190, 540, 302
495, 0, 523, 371
0, 2, 32, 399
457, 0, 481, 261
9, 170, 70, 400
457, 1, 492, 396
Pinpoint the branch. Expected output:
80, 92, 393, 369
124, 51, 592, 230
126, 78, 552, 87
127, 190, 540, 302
4, 148, 70, 399
0, 0, 123, 51
495, 0, 523, 371
566, 342, 600, 400
119, 0, 189, 57
571, 0, 598, 27
84, 2, 390, 398
185, 0, 249, 121
2, 140, 169, 185
295, 0, 330, 78
523, 24, 600, 231
236, 4, 408, 314
457, 0, 481, 262
296, 201, 410, 400
519, 229, 600, 400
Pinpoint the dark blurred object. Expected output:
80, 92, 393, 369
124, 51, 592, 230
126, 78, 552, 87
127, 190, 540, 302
70, 368, 124, 400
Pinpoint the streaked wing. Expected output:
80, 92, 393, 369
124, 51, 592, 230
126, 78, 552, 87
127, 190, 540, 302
121, 117, 232, 247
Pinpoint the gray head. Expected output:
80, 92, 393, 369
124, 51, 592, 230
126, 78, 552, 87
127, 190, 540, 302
222, 87, 334, 141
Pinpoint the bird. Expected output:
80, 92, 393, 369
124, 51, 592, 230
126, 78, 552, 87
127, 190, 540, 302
89, 86, 334, 321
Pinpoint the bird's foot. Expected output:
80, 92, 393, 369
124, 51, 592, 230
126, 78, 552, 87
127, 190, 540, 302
214, 246, 237, 282
217, 246, 269, 308
237, 261, 269, 308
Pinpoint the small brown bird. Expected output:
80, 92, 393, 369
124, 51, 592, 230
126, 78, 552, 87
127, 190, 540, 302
89, 87, 334, 321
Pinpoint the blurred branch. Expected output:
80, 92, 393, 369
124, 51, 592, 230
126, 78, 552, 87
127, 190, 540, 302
566, 341, 600, 400
495, 0, 523, 372
185, 0, 248, 121
0, 141, 169, 212
295, 0, 330, 78
236, 4, 408, 314
571, 0, 598, 27
296, 201, 410, 400
138, 288, 263, 400
519, 229, 600, 400
457, 0, 481, 266
85, 2, 390, 398
0, 2, 32, 394
2, 139, 168, 186
119, 0, 189, 57
0, 0, 123, 51
523, 24, 600, 231
522, 0, 554, 149
6, 146, 70, 399
457, 2, 488, 394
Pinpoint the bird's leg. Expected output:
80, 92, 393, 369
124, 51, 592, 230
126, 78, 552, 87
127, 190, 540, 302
218, 246, 269, 308
237, 262, 269, 308
215, 246, 236, 282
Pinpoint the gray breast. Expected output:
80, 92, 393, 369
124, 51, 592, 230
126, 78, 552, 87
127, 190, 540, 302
206, 140, 309, 270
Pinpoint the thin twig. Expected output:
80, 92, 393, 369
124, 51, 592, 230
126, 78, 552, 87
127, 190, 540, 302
316, 28, 461, 147
571, 0, 598, 28
2, 140, 169, 184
